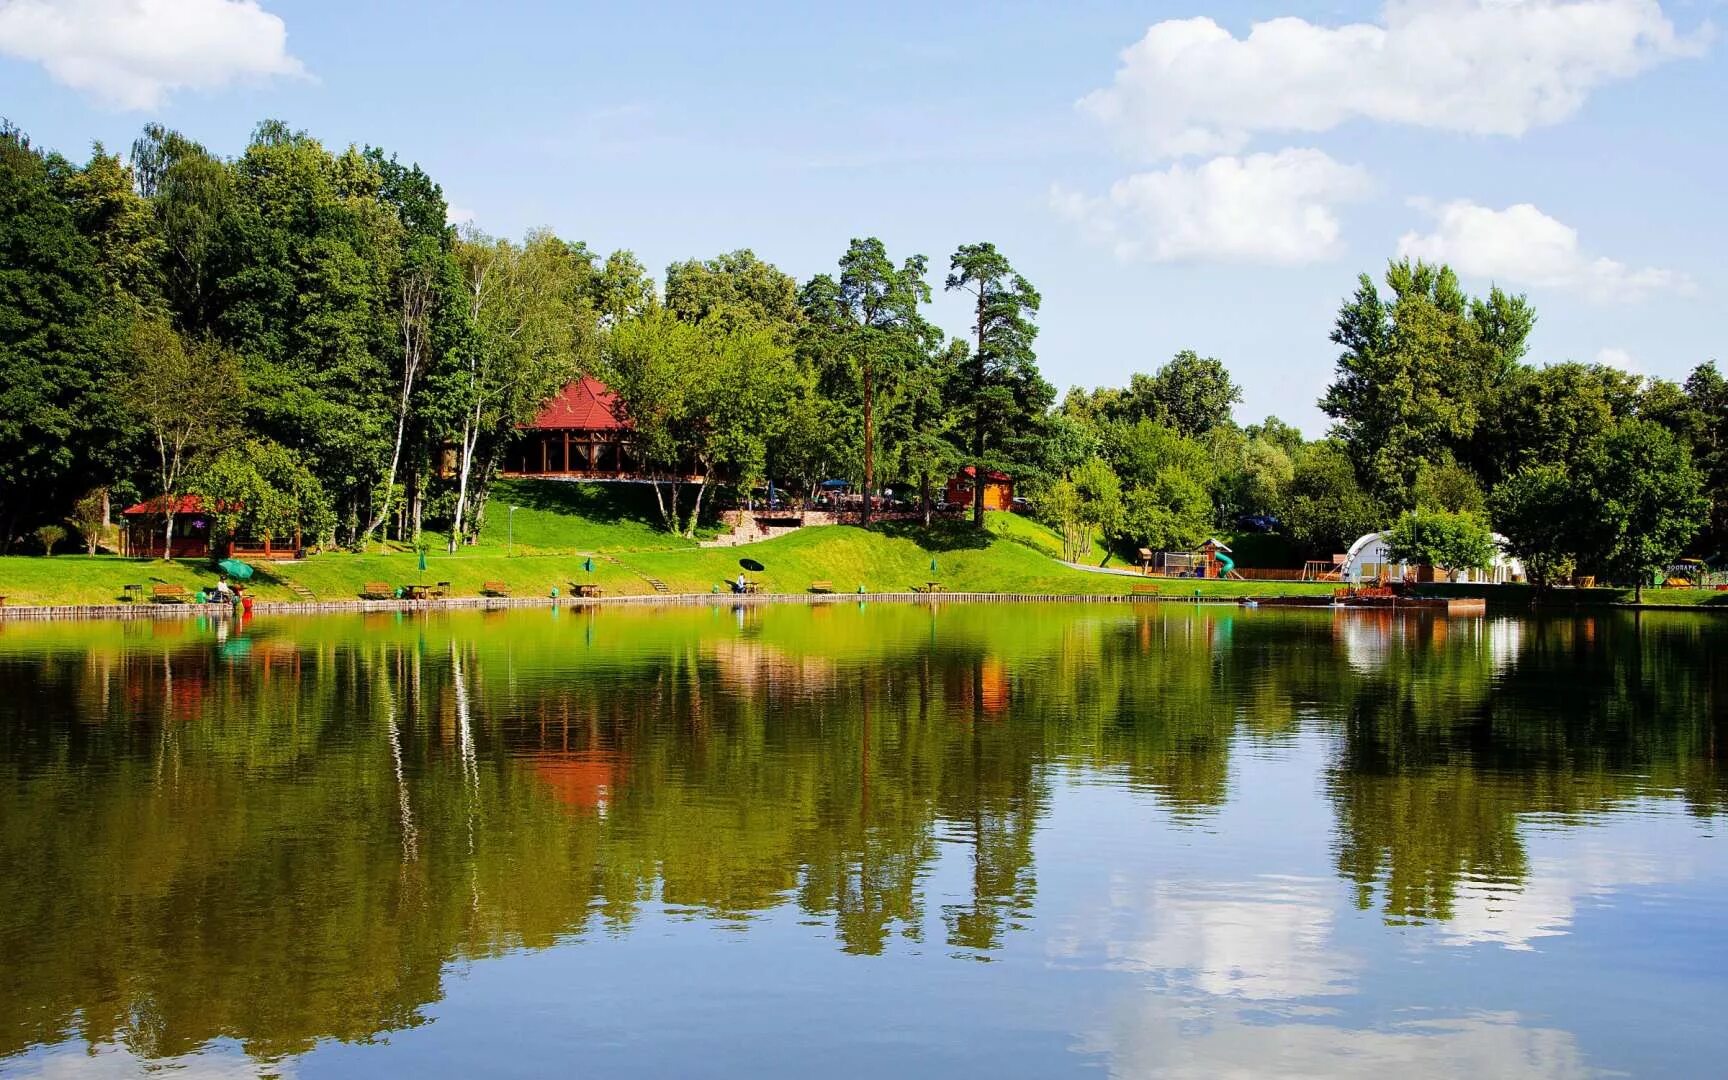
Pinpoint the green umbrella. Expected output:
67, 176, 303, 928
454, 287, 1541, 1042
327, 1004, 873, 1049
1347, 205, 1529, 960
217, 558, 254, 580
418, 548, 428, 573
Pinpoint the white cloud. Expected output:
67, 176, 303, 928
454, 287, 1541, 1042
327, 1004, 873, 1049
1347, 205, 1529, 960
1397, 198, 1694, 300
445, 205, 477, 227
1052, 148, 1371, 265
0, 0, 306, 110
1081, 1, 1707, 159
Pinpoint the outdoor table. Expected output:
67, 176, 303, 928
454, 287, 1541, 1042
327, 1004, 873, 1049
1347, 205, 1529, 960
401, 584, 432, 601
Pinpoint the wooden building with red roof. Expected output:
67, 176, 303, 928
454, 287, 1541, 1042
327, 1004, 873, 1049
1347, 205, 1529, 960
944, 466, 1013, 512
503, 376, 645, 479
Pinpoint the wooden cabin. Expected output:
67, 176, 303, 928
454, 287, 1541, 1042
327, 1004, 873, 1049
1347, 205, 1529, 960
944, 467, 1013, 512
119, 496, 301, 560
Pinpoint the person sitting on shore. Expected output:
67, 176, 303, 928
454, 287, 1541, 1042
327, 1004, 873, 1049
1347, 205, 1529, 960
215, 577, 233, 601
732, 573, 747, 593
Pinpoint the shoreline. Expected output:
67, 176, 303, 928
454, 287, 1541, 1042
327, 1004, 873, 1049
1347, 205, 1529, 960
2, 590, 1721, 622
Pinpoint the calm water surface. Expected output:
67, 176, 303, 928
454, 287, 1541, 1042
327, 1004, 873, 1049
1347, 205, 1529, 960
1, 603, 1724, 1078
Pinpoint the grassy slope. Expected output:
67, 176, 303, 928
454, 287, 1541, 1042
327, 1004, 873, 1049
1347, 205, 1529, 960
469, 479, 704, 555
1, 488, 1715, 607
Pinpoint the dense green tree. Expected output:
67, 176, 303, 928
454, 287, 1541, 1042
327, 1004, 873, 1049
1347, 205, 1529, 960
1122, 350, 1242, 436
130, 123, 233, 331
1282, 440, 1386, 557
592, 249, 657, 325
802, 238, 934, 528
195, 439, 333, 550
1681, 362, 1728, 556
1321, 259, 1533, 505
445, 228, 587, 547
1490, 464, 1584, 587
1244, 415, 1304, 456
1584, 419, 1709, 601
1412, 457, 1486, 514
0, 126, 112, 548
126, 317, 242, 557
1382, 508, 1496, 580
946, 243, 1051, 528
1120, 469, 1212, 551
1473, 361, 1640, 483
886, 337, 965, 523
602, 310, 796, 534
664, 249, 800, 332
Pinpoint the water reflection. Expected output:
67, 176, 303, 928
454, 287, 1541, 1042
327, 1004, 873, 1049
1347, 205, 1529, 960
0, 604, 1723, 1075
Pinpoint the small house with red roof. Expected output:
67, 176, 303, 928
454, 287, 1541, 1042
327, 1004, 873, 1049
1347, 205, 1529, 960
502, 375, 645, 479
119, 495, 301, 560
944, 467, 1013, 512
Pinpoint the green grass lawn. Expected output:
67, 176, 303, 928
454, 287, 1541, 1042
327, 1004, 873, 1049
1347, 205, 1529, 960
2, 496, 1719, 610
469, 479, 708, 555
0, 556, 296, 606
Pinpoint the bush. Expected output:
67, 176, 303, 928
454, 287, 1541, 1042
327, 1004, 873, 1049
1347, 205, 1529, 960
34, 525, 66, 556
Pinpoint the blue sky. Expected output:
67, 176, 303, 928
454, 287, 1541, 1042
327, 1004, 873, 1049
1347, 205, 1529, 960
1, 0, 1722, 434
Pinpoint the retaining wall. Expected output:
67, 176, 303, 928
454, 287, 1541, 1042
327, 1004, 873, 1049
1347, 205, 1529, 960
0, 591, 1262, 622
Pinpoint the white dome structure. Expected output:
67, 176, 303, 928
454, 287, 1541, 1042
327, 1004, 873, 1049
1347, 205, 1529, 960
1340, 531, 1525, 585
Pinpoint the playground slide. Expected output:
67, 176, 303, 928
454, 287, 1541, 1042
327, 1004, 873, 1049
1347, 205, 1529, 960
1215, 551, 1236, 578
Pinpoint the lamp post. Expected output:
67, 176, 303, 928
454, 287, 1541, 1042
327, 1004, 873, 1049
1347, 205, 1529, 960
508, 505, 520, 557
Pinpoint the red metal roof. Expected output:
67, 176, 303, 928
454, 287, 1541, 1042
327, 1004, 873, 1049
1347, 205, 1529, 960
955, 466, 1012, 483
526, 376, 630, 432
121, 495, 221, 516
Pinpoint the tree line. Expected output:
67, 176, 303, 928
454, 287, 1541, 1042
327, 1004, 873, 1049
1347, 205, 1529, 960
1040, 261, 1723, 593
2, 118, 1722, 585
0, 118, 1057, 554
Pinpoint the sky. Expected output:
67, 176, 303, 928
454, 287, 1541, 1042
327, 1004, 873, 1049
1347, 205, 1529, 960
1, 0, 1723, 435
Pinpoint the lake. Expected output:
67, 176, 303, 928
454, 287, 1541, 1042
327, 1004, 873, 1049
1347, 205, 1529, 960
1, 602, 1724, 1078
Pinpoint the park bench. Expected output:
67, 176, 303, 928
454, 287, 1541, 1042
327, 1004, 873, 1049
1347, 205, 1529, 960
482, 581, 512, 597
571, 582, 603, 598
912, 582, 946, 594
809, 580, 834, 593
360, 582, 394, 600
151, 585, 189, 604
1131, 584, 1160, 596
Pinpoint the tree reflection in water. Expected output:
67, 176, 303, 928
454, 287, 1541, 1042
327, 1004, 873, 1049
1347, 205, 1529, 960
0, 604, 1721, 1066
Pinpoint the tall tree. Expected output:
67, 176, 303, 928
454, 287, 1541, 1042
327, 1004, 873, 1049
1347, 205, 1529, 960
126, 317, 240, 557
1491, 464, 1585, 588
359, 149, 456, 544
445, 228, 584, 549
1678, 362, 1728, 557
1584, 419, 1708, 602
602, 310, 795, 535
0, 125, 132, 548
1121, 351, 1242, 437
1321, 259, 1533, 506
803, 238, 932, 528
664, 249, 800, 332
945, 242, 1050, 528
130, 124, 233, 332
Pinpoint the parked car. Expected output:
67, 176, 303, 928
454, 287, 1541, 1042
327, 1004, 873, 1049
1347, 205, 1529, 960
1010, 497, 1032, 514
1235, 514, 1280, 533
